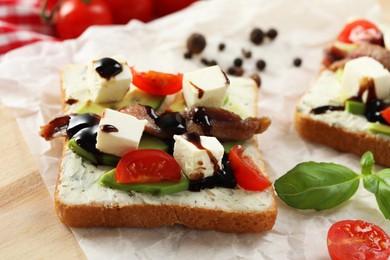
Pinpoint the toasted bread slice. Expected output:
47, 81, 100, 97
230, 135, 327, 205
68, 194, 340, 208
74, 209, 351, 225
295, 70, 390, 167
54, 65, 277, 233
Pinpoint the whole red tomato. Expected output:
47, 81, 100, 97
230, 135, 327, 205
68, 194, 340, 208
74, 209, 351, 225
152, 0, 198, 18
103, 0, 153, 24
55, 0, 113, 39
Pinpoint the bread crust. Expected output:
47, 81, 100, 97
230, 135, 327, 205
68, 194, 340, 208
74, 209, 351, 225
295, 110, 390, 167
54, 70, 277, 233
55, 189, 277, 233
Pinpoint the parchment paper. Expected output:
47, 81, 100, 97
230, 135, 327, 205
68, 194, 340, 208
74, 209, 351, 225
0, 0, 389, 259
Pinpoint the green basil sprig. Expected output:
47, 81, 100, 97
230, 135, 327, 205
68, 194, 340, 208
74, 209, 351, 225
274, 151, 390, 219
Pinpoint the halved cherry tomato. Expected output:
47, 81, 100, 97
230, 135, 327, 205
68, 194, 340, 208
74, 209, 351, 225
380, 107, 390, 125
130, 67, 183, 96
327, 220, 390, 260
228, 145, 271, 191
337, 19, 384, 46
116, 149, 181, 184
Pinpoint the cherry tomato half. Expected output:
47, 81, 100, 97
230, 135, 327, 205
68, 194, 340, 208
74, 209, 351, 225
380, 107, 390, 125
130, 67, 183, 96
116, 149, 181, 184
55, 0, 113, 40
327, 220, 390, 260
337, 19, 384, 46
228, 145, 271, 191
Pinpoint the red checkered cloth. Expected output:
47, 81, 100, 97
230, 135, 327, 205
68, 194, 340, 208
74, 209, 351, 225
0, 0, 55, 54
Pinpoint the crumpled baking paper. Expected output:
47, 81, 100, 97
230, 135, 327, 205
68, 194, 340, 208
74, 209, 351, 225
0, 0, 389, 259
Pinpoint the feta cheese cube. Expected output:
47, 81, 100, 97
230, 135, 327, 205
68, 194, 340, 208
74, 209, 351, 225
88, 56, 132, 103
173, 133, 224, 180
96, 108, 147, 157
182, 65, 229, 108
341, 56, 390, 101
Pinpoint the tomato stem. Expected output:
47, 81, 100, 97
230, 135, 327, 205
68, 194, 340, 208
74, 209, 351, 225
40, 0, 64, 24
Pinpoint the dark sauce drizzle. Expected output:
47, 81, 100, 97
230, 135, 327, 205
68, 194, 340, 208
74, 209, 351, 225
182, 132, 220, 173
189, 153, 236, 191
193, 107, 212, 135
93, 57, 123, 80
101, 124, 118, 133
145, 105, 186, 135
190, 81, 204, 99
310, 105, 344, 115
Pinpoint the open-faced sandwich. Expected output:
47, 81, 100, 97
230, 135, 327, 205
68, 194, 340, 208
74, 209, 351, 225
39, 55, 277, 233
295, 19, 390, 167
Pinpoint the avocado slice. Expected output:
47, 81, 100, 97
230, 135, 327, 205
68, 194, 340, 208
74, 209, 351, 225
77, 101, 106, 115
68, 138, 120, 166
221, 141, 244, 153
99, 169, 189, 195
345, 100, 366, 115
139, 134, 169, 151
165, 92, 186, 112
112, 87, 165, 110
367, 122, 390, 136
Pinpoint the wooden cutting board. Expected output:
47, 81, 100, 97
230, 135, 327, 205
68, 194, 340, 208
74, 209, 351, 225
0, 104, 85, 259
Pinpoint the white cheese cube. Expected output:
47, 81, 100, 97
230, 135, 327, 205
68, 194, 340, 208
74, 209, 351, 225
88, 56, 132, 103
182, 65, 229, 108
96, 108, 147, 157
173, 134, 224, 180
341, 56, 390, 101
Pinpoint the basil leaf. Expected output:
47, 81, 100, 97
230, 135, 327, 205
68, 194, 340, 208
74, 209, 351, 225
274, 162, 360, 211
360, 151, 375, 176
363, 174, 379, 193
373, 169, 390, 220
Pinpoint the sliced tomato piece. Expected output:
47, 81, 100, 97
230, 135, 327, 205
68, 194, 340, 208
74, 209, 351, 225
228, 145, 271, 191
337, 19, 384, 45
327, 220, 390, 260
116, 149, 181, 184
130, 67, 183, 96
380, 107, 390, 125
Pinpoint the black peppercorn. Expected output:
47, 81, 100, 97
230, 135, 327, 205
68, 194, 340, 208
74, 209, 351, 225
266, 28, 278, 40
293, 58, 302, 67
186, 33, 206, 54
184, 52, 192, 59
242, 49, 252, 59
218, 43, 226, 51
234, 58, 243, 67
250, 28, 264, 45
256, 59, 266, 71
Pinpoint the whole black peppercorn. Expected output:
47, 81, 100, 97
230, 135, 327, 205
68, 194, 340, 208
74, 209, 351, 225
242, 49, 252, 59
186, 33, 207, 54
218, 43, 226, 51
256, 59, 266, 71
266, 28, 278, 40
250, 28, 264, 45
183, 52, 193, 59
293, 58, 302, 67
234, 58, 243, 67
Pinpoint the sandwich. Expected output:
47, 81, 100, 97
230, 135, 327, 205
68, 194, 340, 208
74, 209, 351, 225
295, 19, 390, 167
40, 55, 277, 233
